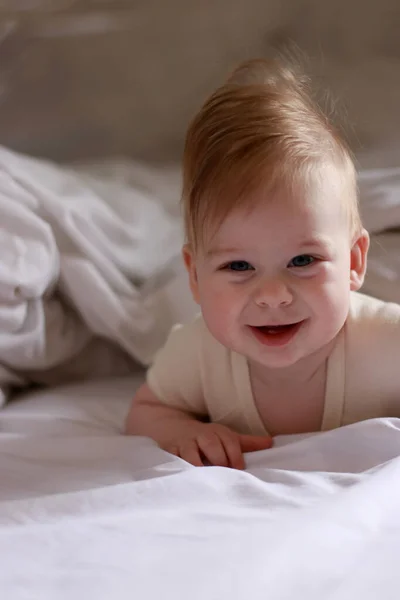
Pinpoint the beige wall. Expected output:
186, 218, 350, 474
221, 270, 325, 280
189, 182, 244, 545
0, 1, 399, 168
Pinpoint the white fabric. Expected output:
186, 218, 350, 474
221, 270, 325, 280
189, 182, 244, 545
148, 292, 400, 435
2, 379, 400, 598
0, 146, 197, 405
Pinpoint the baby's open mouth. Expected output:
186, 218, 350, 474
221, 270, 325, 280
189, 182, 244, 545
249, 321, 304, 347
257, 324, 297, 334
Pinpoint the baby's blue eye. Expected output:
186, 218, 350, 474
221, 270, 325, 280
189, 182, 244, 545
288, 255, 315, 268
225, 260, 254, 272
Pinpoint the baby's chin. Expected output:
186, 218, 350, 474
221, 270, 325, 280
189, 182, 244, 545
236, 331, 332, 369
205, 321, 338, 368
215, 335, 307, 369
250, 335, 342, 371
245, 348, 307, 370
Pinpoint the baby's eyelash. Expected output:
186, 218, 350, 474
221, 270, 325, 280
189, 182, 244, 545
221, 260, 255, 272
287, 255, 317, 268
218, 255, 321, 273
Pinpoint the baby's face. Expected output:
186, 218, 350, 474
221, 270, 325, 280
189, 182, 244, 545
185, 178, 368, 369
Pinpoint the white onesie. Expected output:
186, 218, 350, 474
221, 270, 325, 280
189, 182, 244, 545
147, 292, 400, 436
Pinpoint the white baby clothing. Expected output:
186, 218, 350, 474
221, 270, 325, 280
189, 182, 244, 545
147, 292, 400, 436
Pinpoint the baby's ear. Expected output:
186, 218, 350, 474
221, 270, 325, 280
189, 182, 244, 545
350, 229, 370, 291
182, 244, 200, 303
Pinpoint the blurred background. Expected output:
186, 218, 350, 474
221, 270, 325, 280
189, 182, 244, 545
0, 0, 399, 170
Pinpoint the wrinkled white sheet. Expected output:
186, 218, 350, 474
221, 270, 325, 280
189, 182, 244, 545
1, 379, 400, 599
0, 147, 197, 405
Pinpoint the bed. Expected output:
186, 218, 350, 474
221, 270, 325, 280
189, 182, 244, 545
1, 156, 400, 600
3, 379, 400, 599
2, 2, 400, 599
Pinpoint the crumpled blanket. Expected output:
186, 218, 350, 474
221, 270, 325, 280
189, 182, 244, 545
0, 146, 197, 405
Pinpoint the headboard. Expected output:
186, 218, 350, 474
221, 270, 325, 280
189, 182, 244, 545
0, 0, 399, 169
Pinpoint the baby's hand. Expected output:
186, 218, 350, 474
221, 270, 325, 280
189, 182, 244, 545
125, 383, 272, 470
162, 422, 272, 470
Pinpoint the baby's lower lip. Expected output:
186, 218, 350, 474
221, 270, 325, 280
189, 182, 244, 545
248, 321, 304, 347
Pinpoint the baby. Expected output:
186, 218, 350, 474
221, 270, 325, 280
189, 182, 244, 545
126, 58, 400, 469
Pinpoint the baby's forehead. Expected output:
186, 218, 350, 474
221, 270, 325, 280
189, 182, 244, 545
196, 163, 356, 253
222, 187, 346, 229
200, 187, 350, 257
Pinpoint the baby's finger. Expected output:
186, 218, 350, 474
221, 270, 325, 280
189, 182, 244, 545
239, 434, 273, 453
179, 441, 204, 467
197, 433, 229, 467
164, 445, 180, 458
219, 433, 245, 470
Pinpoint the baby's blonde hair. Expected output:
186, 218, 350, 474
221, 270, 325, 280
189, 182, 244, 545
182, 58, 361, 250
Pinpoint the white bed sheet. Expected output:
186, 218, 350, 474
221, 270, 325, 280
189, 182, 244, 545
2, 379, 400, 599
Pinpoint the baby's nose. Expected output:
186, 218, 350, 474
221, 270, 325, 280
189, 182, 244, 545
253, 278, 293, 308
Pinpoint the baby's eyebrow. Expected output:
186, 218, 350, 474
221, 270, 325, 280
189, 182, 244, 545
205, 247, 242, 258
297, 235, 333, 249
205, 236, 334, 258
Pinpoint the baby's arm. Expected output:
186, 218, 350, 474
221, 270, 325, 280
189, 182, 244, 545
125, 383, 271, 469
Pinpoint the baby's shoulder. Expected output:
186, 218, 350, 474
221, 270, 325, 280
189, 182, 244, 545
347, 291, 400, 350
349, 291, 400, 326
164, 313, 205, 344
344, 293, 400, 407
158, 314, 227, 360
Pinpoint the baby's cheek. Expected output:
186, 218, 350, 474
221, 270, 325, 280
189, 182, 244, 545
200, 287, 238, 339
301, 263, 334, 284
312, 277, 350, 331
202, 288, 230, 322
320, 260, 351, 286
301, 265, 344, 298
